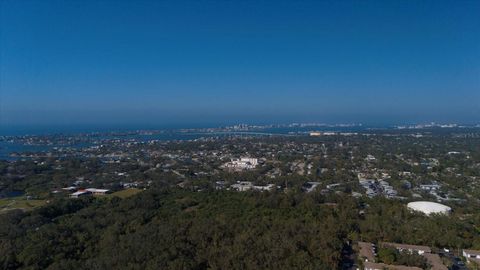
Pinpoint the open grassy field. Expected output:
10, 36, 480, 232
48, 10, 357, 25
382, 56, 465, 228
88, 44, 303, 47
0, 188, 143, 213
0, 197, 47, 212
108, 188, 143, 199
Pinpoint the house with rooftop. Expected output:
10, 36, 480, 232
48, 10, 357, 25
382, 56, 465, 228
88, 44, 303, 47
463, 249, 480, 264
364, 261, 422, 270
423, 253, 448, 270
358, 241, 376, 262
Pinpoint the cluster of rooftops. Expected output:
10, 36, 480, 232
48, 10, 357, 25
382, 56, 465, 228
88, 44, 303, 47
359, 241, 442, 270
358, 241, 480, 270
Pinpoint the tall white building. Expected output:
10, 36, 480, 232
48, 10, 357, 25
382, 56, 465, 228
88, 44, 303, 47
223, 157, 258, 170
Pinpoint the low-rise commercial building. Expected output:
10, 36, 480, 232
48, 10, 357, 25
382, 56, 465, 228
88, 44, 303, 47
85, 188, 110, 195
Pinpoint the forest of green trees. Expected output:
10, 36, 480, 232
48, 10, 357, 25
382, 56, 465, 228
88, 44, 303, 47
1, 188, 480, 270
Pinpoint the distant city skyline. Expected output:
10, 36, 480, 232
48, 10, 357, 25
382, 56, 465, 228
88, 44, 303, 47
1, 0, 479, 127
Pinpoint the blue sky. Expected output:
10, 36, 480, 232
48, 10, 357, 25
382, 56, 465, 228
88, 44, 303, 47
1, 0, 479, 127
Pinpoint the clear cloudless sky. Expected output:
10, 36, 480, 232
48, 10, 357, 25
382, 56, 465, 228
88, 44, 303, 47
1, 0, 479, 129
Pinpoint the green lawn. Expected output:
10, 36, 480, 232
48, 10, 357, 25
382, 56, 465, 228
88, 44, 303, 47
0, 188, 143, 212
0, 197, 47, 212
109, 188, 143, 199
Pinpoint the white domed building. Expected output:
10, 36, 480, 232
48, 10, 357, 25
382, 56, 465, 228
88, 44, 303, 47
407, 201, 451, 215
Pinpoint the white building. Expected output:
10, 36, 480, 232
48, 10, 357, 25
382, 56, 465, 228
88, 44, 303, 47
420, 182, 441, 191
70, 190, 92, 198
223, 157, 258, 170
407, 201, 451, 215
240, 157, 258, 165
252, 184, 275, 191
230, 182, 275, 192
231, 181, 253, 191
85, 188, 110, 195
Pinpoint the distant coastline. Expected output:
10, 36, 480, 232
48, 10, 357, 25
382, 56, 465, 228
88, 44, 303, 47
1, 122, 479, 161
2, 122, 477, 136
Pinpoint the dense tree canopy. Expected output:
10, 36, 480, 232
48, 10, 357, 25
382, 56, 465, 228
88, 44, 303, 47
1, 189, 351, 270
1, 187, 480, 269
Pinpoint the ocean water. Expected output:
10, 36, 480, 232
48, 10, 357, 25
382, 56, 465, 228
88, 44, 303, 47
0, 132, 211, 160
0, 124, 372, 161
